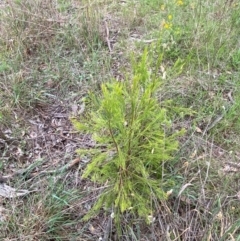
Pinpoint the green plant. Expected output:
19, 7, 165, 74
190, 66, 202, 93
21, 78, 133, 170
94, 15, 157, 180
231, 48, 240, 69
72, 50, 185, 229
79, 2, 103, 51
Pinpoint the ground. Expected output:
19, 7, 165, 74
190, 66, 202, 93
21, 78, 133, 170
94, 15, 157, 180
0, 0, 240, 240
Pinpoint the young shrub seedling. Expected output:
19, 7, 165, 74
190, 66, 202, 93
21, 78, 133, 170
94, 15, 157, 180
72, 49, 185, 232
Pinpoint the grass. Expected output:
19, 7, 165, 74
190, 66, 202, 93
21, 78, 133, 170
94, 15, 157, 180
0, 0, 240, 240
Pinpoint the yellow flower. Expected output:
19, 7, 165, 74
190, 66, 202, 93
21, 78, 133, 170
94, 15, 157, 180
168, 14, 173, 20
177, 0, 183, 6
160, 4, 165, 11
163, 22, 172, 29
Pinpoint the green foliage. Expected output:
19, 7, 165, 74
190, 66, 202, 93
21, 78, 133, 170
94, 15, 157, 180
0, 60, 10, 73
231, 48, 240, 70
72, 50, 185, 225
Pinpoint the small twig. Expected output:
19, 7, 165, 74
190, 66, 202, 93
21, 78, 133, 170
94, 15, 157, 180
104, 20, 112, 52
130, 37, 157, 43
202, 113, 225, 136
30, 157, 81, 177
102, 216, 112, 241
227, 90, 235, 103
57, 157, 81, 173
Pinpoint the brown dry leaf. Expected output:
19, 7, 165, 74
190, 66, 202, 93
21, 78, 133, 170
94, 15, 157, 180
160, 65, 167, 79
190, 150, 197, 158
195, 126, 202, 133
89, 224, 95, 233
182, 161, 189, 168
89, 224, 99, 235
216, 211, 223, 221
